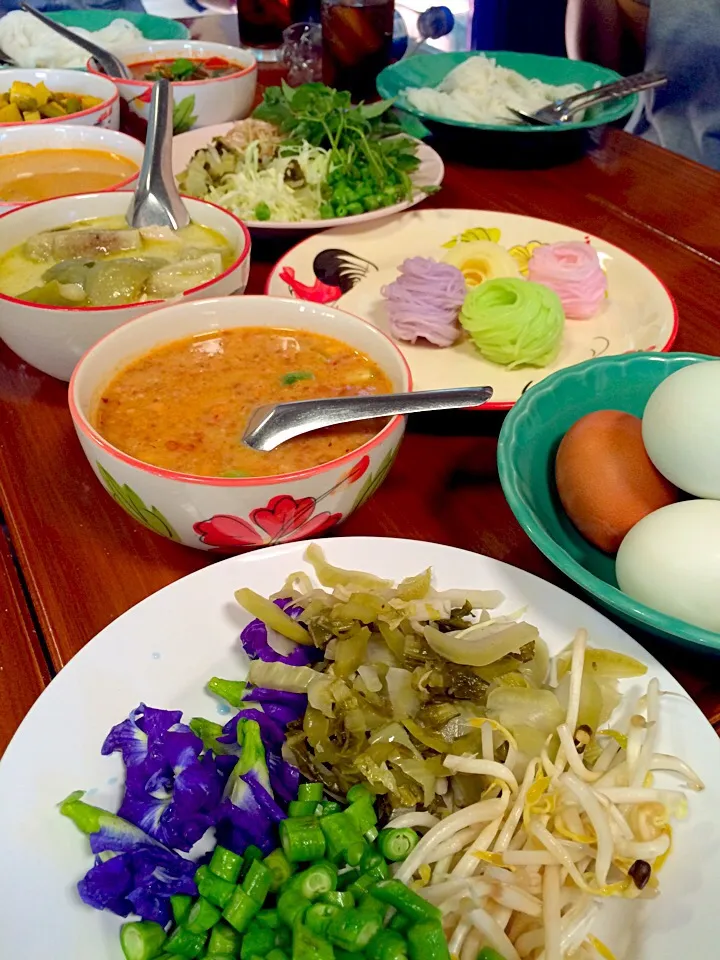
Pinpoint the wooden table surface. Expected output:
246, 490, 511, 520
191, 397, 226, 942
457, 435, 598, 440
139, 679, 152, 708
2, 86, 720, 756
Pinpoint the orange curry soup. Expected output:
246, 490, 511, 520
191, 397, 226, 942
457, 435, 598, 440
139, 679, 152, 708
94, 326, 393, 478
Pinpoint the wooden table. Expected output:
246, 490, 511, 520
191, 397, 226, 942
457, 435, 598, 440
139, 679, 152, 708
2, 78, 720, 756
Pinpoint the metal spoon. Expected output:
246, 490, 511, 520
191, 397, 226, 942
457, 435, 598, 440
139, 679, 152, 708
242, 386, 494, 451
19, 1, 131, 79
126, 79, 191, 231
405, 6, 455, 58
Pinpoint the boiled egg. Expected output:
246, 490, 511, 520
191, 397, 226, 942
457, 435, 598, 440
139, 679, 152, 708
555, 409, 678, 553
642, 360, 720, 498
616, 499, 720, 633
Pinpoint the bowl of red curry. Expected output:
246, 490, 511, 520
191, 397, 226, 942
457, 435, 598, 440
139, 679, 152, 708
88, 40, 257, 139
69, 295, 411, 551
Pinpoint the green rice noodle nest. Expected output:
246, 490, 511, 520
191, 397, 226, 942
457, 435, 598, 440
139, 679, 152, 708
459, 276, 565, 369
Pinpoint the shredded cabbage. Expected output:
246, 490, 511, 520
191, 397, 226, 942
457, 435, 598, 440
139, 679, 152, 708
184, 139, 331, 223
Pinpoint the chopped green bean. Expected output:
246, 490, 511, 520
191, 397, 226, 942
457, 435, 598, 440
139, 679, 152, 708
321, 890, 355, 909
240, 845, 265, 879
371, 881, 441, 924
187, 896, 221, 933
170, 895, 193, 926
278, 889, 312, 927
267, 951, 290, 960
196, 866, 236, 909
223, 886, 260, 933
206, 921, 242, 957
242, 858, 272, 905
292, 920, 334, 960
289, 800, 320, 818
165, 926, 208, 958
257, 907, 280, 928
265, 848, 296, 891
346, 784, 371, 804
378, 829, 420, 863
305, 901, 341, 937
210, 845, 244, 883
320, 813, 365, 865
327, 909, 381, 953
358, 893, 385, 920
281, 816, 326, 863
120, 921, 167, 960
321, 801, 343, 817
240, 921, 276, 960
293, 861, 338, 900
298, 782, 324, 803
366, 929, 409, 960
407, 922, 450, 960
476, 950, 507, 960
345, 799, 377, 838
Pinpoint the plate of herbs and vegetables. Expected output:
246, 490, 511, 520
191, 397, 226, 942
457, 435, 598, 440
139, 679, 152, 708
0, 538, 717, 960
171, 81, 444, 232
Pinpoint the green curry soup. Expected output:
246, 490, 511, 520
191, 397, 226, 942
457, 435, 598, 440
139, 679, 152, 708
0, 215, 234, 307
94, 326, 393, 478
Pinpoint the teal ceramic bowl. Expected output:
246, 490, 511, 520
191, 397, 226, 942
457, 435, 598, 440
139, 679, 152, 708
48, 10, 189, 42
497, 352, 720, 654
377, 51, 637, 167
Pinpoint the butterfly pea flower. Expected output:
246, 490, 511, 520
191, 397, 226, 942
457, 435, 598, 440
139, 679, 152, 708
240, 597, 323, 666
60, 791, 197, 926
102, 703, 226, 851
215, 719, 286, 854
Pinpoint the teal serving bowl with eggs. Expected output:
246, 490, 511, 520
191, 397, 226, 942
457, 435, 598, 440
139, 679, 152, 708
497, 351, 720, 654
376, 51, 637, 168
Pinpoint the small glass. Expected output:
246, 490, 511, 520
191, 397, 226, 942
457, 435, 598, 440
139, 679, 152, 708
321, 0, 395, 101
237, 0, 297, 62
281, 21, 323, 86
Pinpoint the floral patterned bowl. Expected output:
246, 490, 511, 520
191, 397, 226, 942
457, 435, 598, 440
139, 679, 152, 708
69, 296, 411, 552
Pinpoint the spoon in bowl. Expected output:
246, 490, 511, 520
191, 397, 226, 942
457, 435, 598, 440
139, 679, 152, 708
19, 1, 132, 79
126, 78, 191, 230
242, 385, 494, 451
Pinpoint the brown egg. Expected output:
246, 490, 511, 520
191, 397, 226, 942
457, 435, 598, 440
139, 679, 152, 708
555, 410, 679, 554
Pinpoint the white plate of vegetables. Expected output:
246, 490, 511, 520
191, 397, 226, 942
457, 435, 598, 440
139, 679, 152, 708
171, 82, 444, 233
0, 537, 717, 960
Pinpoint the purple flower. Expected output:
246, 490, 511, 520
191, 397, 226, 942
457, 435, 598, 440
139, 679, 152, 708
104, 704, 225, 851
216, 769, 286, 854
240, 598, 323, 667
62, 792, 197, 925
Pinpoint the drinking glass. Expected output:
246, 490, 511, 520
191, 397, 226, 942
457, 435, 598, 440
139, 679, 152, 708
321, 0, 395, 101
237, 0, 298, 62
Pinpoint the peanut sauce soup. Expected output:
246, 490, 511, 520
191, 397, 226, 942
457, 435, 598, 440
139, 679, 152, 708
94, 326, 393, 478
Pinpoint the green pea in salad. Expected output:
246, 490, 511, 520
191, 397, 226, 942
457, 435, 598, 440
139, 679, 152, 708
61, 545, 703, 960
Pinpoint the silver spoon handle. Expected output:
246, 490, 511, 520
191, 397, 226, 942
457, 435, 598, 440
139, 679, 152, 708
19, 1, 130, 77
126, 79, 189, 230
243, 386, 494, 452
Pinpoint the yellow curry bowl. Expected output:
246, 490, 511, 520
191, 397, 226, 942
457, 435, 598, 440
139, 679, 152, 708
0, 68, 120, 129
69, 296, 411, 552
0, 190, 252, 380
0, 125, 146, 214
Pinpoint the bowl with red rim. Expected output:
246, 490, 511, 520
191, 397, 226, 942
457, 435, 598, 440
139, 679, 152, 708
0, 124, 146, 214
0, 68, 119, 130
88, 40, 257, 139
0, 190, 252, 381
68, 295, 411, 552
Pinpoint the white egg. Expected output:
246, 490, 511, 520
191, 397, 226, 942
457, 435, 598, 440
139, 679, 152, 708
616, 499, 720, 632
642, 360, 720, 498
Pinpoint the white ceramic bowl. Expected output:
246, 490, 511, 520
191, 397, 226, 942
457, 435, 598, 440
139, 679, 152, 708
88, 40, 257, 138
69, 296, 410, 552
0, 68, 119, 129
0, 124, 145, 213
0, 190, 251, 381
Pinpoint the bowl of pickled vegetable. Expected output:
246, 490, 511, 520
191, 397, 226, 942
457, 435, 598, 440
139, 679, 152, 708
0, 69, 120, 129
0, 190, 251, 380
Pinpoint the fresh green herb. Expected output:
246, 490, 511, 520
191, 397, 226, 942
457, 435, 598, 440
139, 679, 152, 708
173, 95, 197, 134
253, 82, 422, 220
281, 371, 314, 386
170, 58, 197, 80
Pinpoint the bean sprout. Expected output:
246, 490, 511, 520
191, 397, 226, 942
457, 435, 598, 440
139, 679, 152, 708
387, 629, 704, 958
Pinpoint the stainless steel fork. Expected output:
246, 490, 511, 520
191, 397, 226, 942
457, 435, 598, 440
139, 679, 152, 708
507, 70, 667, 126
